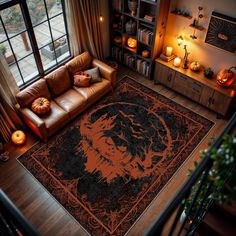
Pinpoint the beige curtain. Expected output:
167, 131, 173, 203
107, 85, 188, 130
0, 56, 24, 142
65, 0, 104, 59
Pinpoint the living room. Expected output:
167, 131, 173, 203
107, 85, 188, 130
0, 0, 236, 236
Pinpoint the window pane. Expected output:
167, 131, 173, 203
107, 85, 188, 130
40, 45, 56, 71
46, 0, 62, 18
34, 22, 52, 48
50, 14, 66, 40
0, 41, 15, 64
0, 21, 7, 43
27, 0, 47, 26
10, 32, 32, 60
1, 5, 26, 37
55, 36, 69, 62
9, 63, 23, 86
18, 54, 39, 83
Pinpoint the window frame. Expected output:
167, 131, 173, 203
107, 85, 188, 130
0, 0, 72, 89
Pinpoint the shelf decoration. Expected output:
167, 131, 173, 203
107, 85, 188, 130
125, 20, 137, 35
190, 6, 204, 39
205, 11, 236, 54
127, 38, 137, 48
128, 0, 138, 16
177, 35, 190, 69
170, 8, 192, 19
142, 49, 150, 58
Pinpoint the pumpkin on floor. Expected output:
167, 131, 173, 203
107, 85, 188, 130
11, 130, 26, 145
217, 66, 236, 87
31, 97, 50, 115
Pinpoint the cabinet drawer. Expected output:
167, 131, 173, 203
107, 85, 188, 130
190, 81, 203, 102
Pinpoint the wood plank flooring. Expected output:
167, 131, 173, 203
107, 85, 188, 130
0, 66, 232, 236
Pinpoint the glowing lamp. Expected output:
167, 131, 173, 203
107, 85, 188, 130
217, 66, 236, 87
11, 130, 26, 145
127, 38, 137, 48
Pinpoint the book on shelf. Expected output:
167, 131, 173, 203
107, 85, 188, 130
137, 59, 151, 77
159, 53, 175, 62
144, 14, 155, 22
138, 28, 154, 45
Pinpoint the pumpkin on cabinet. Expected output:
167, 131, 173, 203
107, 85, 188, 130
190, 61, 201, 72
217, 66, 236, 87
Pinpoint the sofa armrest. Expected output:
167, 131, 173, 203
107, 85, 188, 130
18, 106, 48, 141
92, 59, 117, 87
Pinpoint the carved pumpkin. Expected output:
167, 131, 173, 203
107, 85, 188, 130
217, 67, 236, 87
114, 36, 122, 44
190, 61, 201, 72
31, 97, 50, 115
11, 130, 26, 145
127, 38, 137, 48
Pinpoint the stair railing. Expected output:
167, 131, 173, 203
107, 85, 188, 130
145, 111, 236, 236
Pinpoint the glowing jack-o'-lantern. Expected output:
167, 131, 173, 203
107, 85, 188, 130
127, 38, 137, 48
217, 66, 236, 87
11, 130, 26, 145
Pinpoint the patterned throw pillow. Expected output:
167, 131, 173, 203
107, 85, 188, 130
84, 67, 101, 83
31, 97, 50, 115
74, 71, 91, 87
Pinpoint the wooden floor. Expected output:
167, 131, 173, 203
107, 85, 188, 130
0, 66, 231, 236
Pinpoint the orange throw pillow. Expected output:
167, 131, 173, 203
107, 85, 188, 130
31, 97, 50, 115
74, 71, 91, 87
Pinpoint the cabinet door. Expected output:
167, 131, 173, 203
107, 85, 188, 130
154, 62, 175, 88
199, 86, 214, 107
209, 91, 232, 115
190, 80, 203, 102
173, 72, 192, 97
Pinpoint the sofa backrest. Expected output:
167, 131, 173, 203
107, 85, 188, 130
44, 65, 71, 98
16, 79, 51, 108
66, 51, 92, 76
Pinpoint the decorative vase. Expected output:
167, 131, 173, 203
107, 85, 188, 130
125, 20, 137, 35
128, 0, 138, 16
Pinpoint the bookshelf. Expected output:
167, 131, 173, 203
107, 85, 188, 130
110, 0, 170, 79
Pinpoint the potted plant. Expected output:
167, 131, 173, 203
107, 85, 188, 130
183, 134, 236, 222
204, 67, 214, 79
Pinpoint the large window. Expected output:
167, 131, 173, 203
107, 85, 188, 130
0, 0, 71, 88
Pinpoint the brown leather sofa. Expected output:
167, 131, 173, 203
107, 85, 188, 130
16, 52, 116, 141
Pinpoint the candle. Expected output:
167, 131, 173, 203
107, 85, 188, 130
166, 46, 173, 57
173, 57, 181, 67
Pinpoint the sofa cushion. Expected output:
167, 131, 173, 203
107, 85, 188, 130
74, 72, 91, 87
16, 79, 51, 108
54, 89, 87, 119
40, 100, 69, 135
84, 67, 101, 83
45, 65, 71, 98
66, 51, 92, 75
73, 79, 111, 104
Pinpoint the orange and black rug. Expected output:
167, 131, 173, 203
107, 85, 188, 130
18, 76, 214, 236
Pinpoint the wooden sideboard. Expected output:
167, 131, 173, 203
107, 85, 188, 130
154, 58, 235, 116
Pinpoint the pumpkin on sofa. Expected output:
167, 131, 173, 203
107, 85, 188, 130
31, 97, 50, 115
217, 66, 236, 87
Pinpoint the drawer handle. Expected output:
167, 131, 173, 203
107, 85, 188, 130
192, 87, 200, 93
208, 97, 212, 104
167, 74, 172, 82
211, 98, 215, 104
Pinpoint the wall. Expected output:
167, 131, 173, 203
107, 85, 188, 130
163, 0, 236, 72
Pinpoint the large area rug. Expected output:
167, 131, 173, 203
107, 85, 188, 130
18, 76, 214, 236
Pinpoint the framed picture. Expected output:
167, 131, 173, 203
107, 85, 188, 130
205, 11, 236, 54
